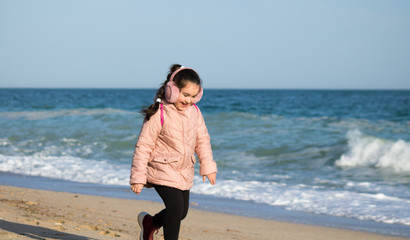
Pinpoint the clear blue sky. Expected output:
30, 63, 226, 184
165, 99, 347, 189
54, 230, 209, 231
1, 0, 409, 89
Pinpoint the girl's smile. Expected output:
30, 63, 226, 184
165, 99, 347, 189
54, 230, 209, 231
174, 82, 201, 111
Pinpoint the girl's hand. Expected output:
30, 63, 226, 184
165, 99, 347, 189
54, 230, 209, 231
203, 172, 216, 185
131, 183, 144, 194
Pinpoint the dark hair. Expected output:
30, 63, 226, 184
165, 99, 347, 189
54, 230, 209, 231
140, 64, 202, 121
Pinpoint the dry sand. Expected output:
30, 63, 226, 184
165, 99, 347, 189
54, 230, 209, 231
0, 185, 408, 240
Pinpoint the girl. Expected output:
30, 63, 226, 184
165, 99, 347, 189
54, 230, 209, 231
130, 64, 217, 240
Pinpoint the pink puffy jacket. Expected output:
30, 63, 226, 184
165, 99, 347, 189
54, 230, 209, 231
130, 102, 217, 190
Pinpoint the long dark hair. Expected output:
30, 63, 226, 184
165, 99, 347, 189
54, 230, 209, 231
140, 64, 202, 121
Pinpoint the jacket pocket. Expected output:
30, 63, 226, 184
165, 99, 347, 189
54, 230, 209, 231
151, 156, 180, 164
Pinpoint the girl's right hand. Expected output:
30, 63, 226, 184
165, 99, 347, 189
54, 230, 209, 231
131, 183, 144, 194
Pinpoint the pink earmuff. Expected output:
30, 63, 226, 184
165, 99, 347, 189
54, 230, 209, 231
164, 66, 203, 103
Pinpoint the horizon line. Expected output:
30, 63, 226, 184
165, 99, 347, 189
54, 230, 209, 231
0, 87, 409, 91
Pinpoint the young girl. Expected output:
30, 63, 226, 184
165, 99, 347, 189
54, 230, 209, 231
130, 64, 217, 240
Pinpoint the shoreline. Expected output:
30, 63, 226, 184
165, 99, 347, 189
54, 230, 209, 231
1, 172, 409, 239
1, 185, 409, 240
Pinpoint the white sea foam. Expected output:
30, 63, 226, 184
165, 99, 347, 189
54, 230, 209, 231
1, 151, 409, 225
0, 154, 130, 185
191, 176, 410, 225
0, 138, 10, 146
0, 108, 134, 120
335, 130, 410, 173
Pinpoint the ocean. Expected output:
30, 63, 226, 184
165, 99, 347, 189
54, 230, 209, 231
0, 89, 409, 237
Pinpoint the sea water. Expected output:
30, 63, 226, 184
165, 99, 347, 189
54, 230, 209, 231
0, 89, 409, 231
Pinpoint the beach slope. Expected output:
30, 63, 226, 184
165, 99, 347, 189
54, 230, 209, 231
0, 185, 407, 240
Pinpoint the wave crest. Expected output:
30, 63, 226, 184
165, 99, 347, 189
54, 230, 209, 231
0, 108, 134, 120
335, 130, 410, 173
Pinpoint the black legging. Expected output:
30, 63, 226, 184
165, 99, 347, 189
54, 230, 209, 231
152, 185, 190, 240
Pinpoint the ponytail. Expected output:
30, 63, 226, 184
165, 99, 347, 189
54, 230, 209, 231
140, 81, 166, 121
140, 64, 181, 121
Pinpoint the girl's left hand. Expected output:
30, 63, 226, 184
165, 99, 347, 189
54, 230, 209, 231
203, 172, 216, 185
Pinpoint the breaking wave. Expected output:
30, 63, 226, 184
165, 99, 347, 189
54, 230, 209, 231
335, 130, 410, 173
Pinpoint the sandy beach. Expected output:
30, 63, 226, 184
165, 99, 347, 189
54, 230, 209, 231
0, 185, 408, 240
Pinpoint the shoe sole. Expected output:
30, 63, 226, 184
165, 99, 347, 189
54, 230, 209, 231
138, 212, 148, 240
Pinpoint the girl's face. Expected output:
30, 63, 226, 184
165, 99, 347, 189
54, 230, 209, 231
174, 81, 201, 111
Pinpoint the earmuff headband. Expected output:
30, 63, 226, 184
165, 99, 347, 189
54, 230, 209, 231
168, 66, 197, 84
